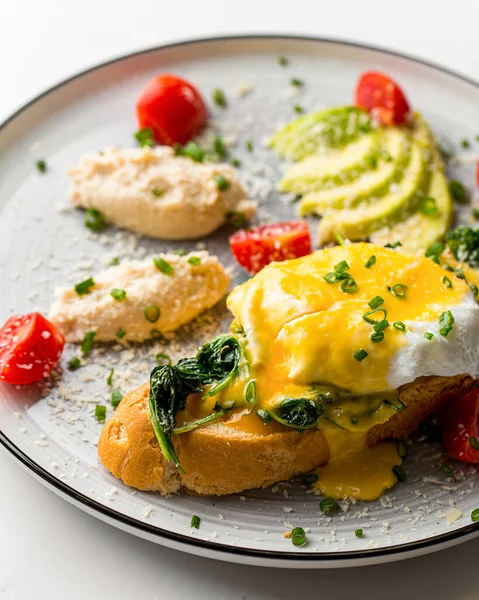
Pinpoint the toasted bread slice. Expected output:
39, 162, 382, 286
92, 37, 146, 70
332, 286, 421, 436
98, 374, 475, 496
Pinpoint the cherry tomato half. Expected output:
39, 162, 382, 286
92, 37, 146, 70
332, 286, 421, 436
136, 74, 207, 146
442, 388, 479, 464
355, 71, 411, 126
0, 313, 65, 385
229, 221, 312, 275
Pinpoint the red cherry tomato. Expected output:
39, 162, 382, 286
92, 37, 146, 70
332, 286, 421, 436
355, 71, 411, 126
136, 74, 207, 146
442, 388, 479, 464
229, 221, 312, 275
0, 313, 65, 385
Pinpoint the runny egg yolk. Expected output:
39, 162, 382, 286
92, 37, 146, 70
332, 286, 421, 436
177, 243, 473, 501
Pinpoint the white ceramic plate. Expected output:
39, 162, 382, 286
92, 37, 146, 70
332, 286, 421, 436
1, 36, 478, 569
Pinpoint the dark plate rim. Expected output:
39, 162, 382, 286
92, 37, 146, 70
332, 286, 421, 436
1, 33, 478, 563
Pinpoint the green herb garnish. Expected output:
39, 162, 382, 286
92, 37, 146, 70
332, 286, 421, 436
134, 127, 154, 147
191, 515, 201, 529
334, 231, 345, 246
230, 157, 241, 167
449, 180, 468, 204
156, 353, 172, 366
226, 211, 247, 228
368, 296, 384, 310
388, 283, 408, 299
355, 529, 364, 538
84, 207, 105, 231
36, 159, 47, 173
461, 138, 470, 149
469, 437, 479, 450
106, 368, 114, 386
172, 248, 186, 256
371, 331, 384, 343
363, 308, 387, 325
68, 357, 81, 370
442, 276, 452, 288
111, 390, 123, 407
74, 277, 95, 296
446, 226, 479, 268
393, 465, 406, 482
116, 327, 126, 339
291, 527, 307, 547
215, 174, 230, 191
144, 305, 160, 323
151, 187, 164, 197
290, 78, 303, 87
353, 349, 368, 362
424, 332, 434, 341
176, 141, 205, 163
420, 196, 438, 216
441, 464, 454, 478
81, 331, 96, 355
438, 310, 454, 337
110, 288, 126, 301
188, 256, 201, 266
95, 405, 106, 421
319, 498, 340, 514
257, 409, 272, 425
341, 278, 357, 294
153, 257, 174, 276
212, 88, 227, 108
384, 241, 402, 249
303, 473, 318, 485
373, 320, 389, 332
213, 135, 226, 158
393, 321, 406, 332
471, 508, 479, 522
365, 255, 376, 269
245, 380, 257, 404
109, 256, 120, 266
278, 56, 289, 66
294, 105, 304, 114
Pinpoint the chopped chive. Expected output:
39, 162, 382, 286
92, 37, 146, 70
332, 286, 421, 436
134, 127, 154, 148
246, 139, 254, 152
257, 409, 272, 425
472, 508, 479, 522
245, 380, 257, 404
85, 208, 106, 231
110, 288, 126, 301
469, 283, 478, 297
365, 255, 376, 269
351, 417, 359, 425
278, 56, 289, 66
319, 498, 340, 514
438, 310, 454, 337
393, 321, 406, 332
353, 349, 368, 362
156, 353, 172, 366
368, 296, 384, 310
291, 527, 307, 547
424, 332, 434, 341
388, 283, 408, 299
215, 174, 230, 191
74, 277, 95, 296
188, 256, 201, 266
341, 278, 357, 294
334, 231, 345, 246
373, 319, 389, 332
172, 248, 186, 256
425, 241, 445, 259
109, 256, 120, 266
334, 260, 349, 273
191, 515, 201, 529
371, 331, 384, 343
441, 464, 454, 478
420, 196, 438, 216
111, 389, 123, 407
461, 138, 470, 149
176, 141, 205, 163
303, 473, 318, 485
469, 437, 479, 450
144, 305, 160, 323
116, 327, 126, 339
36, 159, 47, 173
472, 207, 479, 219
355, 529, 364, 538
449, 180, 468, 204
212, 88, 226, 108
324, 272, 340, 283
440, 275, 452, 289
153, 257, 174, 275
230, 157, 241, 167
384, 241, 402, 249
106, 369, 114, 386
151, 186, 164, 197
226, 211, 247, 228
393, 465, 406, 482
150, 329, 162, 339
363, 308, 387, 324
213, 135, 226, 158
290, 78, 303, 87
294, 105, 304, 114
397, 440, 408, 458
68, 357, 81, 370
95, 405, 106, 421
81, 331, 96, 355
366, 155, 377, 169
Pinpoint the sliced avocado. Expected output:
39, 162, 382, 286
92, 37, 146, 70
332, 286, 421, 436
370, 168, 453, 250
280, 134, 379, 195
270, 106, 372, 161
297, 128, 409, 215
317, 139, 430, 244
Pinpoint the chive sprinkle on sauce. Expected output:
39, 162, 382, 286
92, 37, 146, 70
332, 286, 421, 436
363, 307, 387, 325
95, 405, 106, 421
81, 331, 96, 355
36, 159, 47, 173
355, 529, 364, 538
471, 509, 479, 522
353, 349, 368, 362
110, 288, 126, 301
153, 256, 175, 275
212, 88, 227, 108
368, 296, 384, 310
319, 498, 340, 514
144, 305, 160, 323
442, 276, 452, 288
111, 390, 123, 407
74, 277, 95, 296
393, 321, 406, 332
371, 331, 385, 343
373, 320, 389, 332
215, 174, 230, 191
190, 515, 201, 529
257, 409, 272, 425
388, 283, 408, 299
365, 255, 376, 268
341, 278, 357, 294
291, 527, 307, 547
245, 380, 257, 404
68, 357, 81, 371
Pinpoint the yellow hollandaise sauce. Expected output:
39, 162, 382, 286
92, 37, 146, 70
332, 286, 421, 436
176, 243, 472, 501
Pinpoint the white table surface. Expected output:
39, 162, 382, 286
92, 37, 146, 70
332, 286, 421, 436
1, 1, 479, 598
